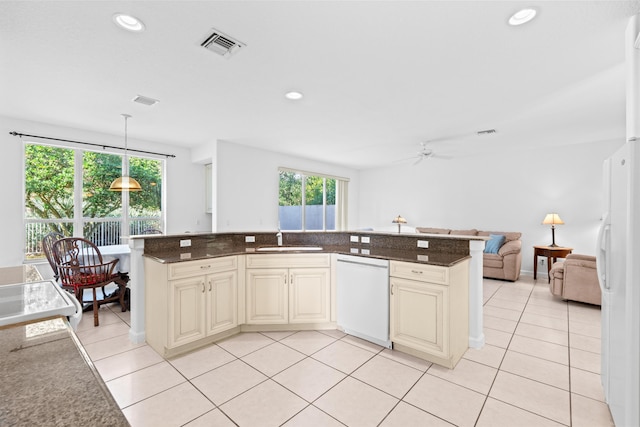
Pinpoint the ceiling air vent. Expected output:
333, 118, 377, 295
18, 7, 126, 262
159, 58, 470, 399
477, 129, 497, 135
201, 29, 245, 58
132, 95, 159, 106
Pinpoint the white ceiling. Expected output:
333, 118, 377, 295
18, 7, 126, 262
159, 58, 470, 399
2, 1, 640, 169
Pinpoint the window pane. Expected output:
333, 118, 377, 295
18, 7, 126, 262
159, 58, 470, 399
325, 178, 336, 230
129, 157, 163, 234
82, 151, 123, 245
24, 221, 74, 260
24, 144, 75, 257
25, 144, 74, 221
279, 171, 302, 230
305, 176, 324, 230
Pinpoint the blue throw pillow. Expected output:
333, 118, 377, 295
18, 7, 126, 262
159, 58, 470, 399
484, 234, 506, 254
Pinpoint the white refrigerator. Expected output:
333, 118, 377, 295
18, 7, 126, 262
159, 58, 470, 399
596, 15, 640, 426
597, 142, 640, 427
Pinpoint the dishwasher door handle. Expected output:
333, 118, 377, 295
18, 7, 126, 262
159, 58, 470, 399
337, 259, 389, 269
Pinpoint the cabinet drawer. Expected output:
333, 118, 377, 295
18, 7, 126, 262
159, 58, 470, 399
389, 261, 449, 285
246, 253, 330, 269
169, 256, 237, 280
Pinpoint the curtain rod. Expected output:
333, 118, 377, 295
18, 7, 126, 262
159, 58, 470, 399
9, 131, 176, 158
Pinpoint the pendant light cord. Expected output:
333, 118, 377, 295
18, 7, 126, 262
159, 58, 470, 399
123, 113, 130, 164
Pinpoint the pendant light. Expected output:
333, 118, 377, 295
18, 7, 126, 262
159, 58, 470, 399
109, 114, 142, 192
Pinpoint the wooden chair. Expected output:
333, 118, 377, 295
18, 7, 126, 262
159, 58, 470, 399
42, 231, 64, 281
52, 237, 128, 326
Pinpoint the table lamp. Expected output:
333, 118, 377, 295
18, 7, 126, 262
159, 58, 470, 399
542, 213, 564, 247
392, 215, 407, 233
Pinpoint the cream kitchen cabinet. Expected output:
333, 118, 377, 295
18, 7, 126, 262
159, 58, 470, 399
389, 259, 469, 368
144, 256, 238, 357
245, 254, 331, 325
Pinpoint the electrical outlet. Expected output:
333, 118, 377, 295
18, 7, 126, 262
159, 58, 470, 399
180, 239, 191, 247
417, 240, 429, 248
245, 235, 255, 243
540, 258, 546, 265
361, 236, 370, 244
350, 235, 359, 243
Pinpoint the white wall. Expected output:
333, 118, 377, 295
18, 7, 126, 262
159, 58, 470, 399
357, 139, 624, 275
0, 115, 209, 267
190, 140, 217, 231
215, 141, 359, 232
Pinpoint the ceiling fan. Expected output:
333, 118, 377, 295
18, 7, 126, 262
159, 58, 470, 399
398, 142, 452, 165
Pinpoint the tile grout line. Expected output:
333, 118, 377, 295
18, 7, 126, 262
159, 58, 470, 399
84, 278, 604, 426
473, 279, 534, 426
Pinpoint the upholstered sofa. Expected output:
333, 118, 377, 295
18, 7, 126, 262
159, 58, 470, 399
549, 254, 601, 305
416, 228, 522, 281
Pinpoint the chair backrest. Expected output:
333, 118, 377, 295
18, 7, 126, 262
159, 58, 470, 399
42, 232, 64, 280
52, 237, 111, 287
52, 237, 104, 267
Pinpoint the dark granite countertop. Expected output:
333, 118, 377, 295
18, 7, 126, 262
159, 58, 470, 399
0, 318, 129, 427
143, 243, 470, 267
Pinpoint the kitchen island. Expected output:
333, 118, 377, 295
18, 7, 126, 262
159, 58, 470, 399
0, 317, 129, 426
127, 231, 486, 364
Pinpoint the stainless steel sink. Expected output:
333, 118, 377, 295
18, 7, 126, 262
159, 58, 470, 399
256, 246, 323, 252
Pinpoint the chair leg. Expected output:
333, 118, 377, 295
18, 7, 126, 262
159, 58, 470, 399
93, 288, 99, 327
119, 285, 127, 312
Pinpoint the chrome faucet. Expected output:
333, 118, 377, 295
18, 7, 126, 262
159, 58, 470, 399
276, 230, 283, 246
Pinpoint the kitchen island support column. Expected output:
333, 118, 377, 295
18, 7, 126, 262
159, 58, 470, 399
128, 238, 146, 344
468, 239, 485, 348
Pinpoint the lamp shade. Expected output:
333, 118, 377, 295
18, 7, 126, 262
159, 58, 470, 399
392, 215, 407, 224
542, 213, 564, 225
109, 176, 142, 192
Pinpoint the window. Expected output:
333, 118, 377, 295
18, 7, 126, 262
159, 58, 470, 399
24, 143, 164, 259
278, 168, 348, 231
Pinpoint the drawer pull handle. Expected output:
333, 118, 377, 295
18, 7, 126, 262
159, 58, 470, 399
391, 285, 394, 295
411, 270, 423, 274
200, 265, 211, 269
202, 282, 205, 293
209, 281, 212, 292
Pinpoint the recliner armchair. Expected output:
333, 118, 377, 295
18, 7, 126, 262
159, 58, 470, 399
549, 254, 601, 306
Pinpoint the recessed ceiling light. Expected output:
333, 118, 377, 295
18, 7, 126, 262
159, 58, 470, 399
285, 91, 304, 100
508, 8, 537, 26
113, 13, 145, 32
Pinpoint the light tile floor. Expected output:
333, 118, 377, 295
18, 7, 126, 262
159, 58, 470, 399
75, 276, 614, 426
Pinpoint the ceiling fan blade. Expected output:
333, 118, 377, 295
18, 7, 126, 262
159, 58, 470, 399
413, 156, 424, 165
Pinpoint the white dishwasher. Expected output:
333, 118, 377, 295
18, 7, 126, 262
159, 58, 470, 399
336, 254, 391, 348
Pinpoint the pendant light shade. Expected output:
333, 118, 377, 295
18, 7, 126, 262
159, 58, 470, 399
110, 114, 142, 192
109, 176, 142, 192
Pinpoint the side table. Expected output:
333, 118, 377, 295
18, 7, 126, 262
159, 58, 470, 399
533, 245, 573, 282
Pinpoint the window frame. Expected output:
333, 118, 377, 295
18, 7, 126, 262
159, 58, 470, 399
23, 141, 165, 260
278, 167, 348, 232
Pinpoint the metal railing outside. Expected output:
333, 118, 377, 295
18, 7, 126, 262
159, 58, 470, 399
25, 217, 161, 259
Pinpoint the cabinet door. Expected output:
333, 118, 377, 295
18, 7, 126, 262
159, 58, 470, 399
206, 270, 238, 335
390, 277, 448, 359
289, 268, 330, 324
169, 276, 206, 348
246, 268, 288, 324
